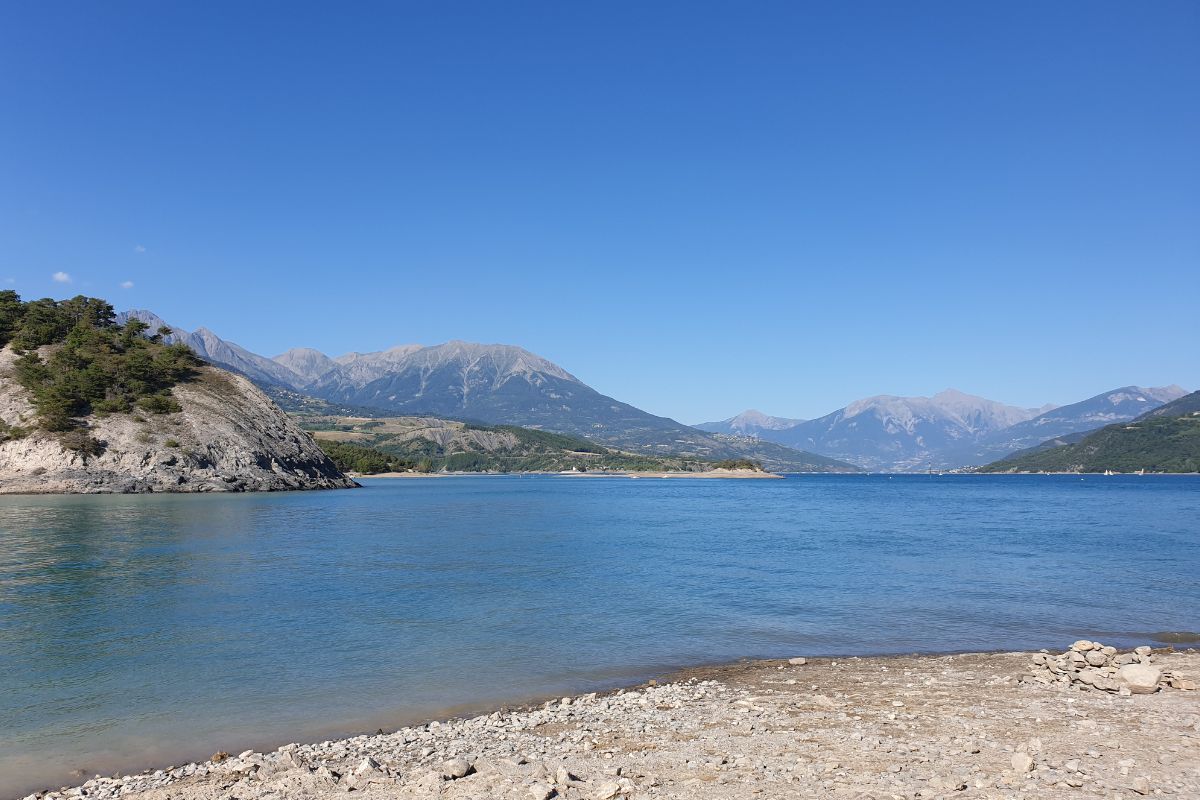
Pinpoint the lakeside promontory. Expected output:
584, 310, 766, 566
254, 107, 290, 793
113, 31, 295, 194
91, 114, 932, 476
0, 293, 354, 493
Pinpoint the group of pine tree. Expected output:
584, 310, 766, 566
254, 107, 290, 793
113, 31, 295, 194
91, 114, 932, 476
0, 291, 200, 449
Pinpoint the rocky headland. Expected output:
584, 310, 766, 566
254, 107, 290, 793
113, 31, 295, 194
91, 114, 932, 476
20, 646, 1199, 800
0, 346, 356, 493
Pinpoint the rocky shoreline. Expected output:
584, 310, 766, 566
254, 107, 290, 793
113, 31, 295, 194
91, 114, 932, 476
17, 646, 1199, 800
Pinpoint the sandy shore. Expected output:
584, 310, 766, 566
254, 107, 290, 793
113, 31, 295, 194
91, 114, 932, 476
561, 468, 783, 479
357, 469, 783, 480
22, 647, 1199, 800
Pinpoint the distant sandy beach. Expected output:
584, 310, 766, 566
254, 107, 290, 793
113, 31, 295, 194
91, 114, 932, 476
354, 469, 783, 480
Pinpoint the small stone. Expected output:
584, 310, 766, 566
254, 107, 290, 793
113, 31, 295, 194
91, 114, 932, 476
1131, 776, 1151, 795
529, 784, 555, 800
1085, 650, 1108, 667
441, 757, 471, 779
593, 779, 623, 799
313, 765, 340, 786
1071, 640, 1095, 652
1011, 753, 1034, 773
788, 658, 808, 666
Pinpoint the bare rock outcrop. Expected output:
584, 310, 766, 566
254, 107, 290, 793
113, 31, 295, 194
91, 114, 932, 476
0, 347, 356, 493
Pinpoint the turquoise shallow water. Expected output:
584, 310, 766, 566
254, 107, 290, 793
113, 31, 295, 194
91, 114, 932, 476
1, 474, 1198, 796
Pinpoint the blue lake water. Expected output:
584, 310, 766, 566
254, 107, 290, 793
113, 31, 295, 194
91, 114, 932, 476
1, 474, 1198, 796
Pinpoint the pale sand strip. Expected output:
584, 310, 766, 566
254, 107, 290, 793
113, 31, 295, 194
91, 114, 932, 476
356, 469, 783, 480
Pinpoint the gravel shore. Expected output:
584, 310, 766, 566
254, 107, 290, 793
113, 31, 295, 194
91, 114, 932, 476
21, 648, 1199, 800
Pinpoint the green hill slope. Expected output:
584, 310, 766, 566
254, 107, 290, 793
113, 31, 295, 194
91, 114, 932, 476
303, 414, 765, 473
978, 391, 1200, 473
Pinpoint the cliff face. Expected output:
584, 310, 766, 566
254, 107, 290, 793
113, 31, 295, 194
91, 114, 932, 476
0, 347, 357, 493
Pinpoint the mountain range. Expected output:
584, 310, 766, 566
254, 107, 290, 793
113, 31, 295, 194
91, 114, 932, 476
116, 311, 858, 473
119, 310, 1187, 473
699, 386, 1188, 472
978, 390, 1200, 473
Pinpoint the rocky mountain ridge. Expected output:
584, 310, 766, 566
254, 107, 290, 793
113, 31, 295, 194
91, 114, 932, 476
116, 312, 859, 472
940, 385, 1187, 466
758, 389, 1050, 472
978, 389, 1200, 473
704, 386, 1187, 472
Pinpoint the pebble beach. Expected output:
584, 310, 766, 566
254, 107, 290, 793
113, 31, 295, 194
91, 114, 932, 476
20, 646, 1199, 800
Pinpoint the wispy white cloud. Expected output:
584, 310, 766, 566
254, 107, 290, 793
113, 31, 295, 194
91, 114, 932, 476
120, 280, 135, 289
134, 245, 146, 254
52, 271, 72, 284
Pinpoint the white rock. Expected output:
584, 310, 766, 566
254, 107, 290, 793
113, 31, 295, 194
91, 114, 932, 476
354, 757, 380, 775
1118, 664, 1163, 694
594, 779, 624, 799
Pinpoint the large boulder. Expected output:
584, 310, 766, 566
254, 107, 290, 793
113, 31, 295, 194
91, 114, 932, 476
1118, 663, 1163, 694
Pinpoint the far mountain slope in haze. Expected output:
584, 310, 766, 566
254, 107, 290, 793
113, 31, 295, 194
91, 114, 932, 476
946, 385, 1188, 466
695, 409, 806, 437
758, 389, 1046, 472
978, 390, 1200, 473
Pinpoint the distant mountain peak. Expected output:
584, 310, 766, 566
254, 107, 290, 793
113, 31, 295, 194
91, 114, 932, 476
272, 348, 337, 384
693, 409, 805, 437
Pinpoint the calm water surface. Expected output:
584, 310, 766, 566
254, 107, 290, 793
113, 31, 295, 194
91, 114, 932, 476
1, 474, 1198, 795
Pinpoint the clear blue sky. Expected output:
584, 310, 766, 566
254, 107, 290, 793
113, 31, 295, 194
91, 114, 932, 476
2, 2, 1196, 423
